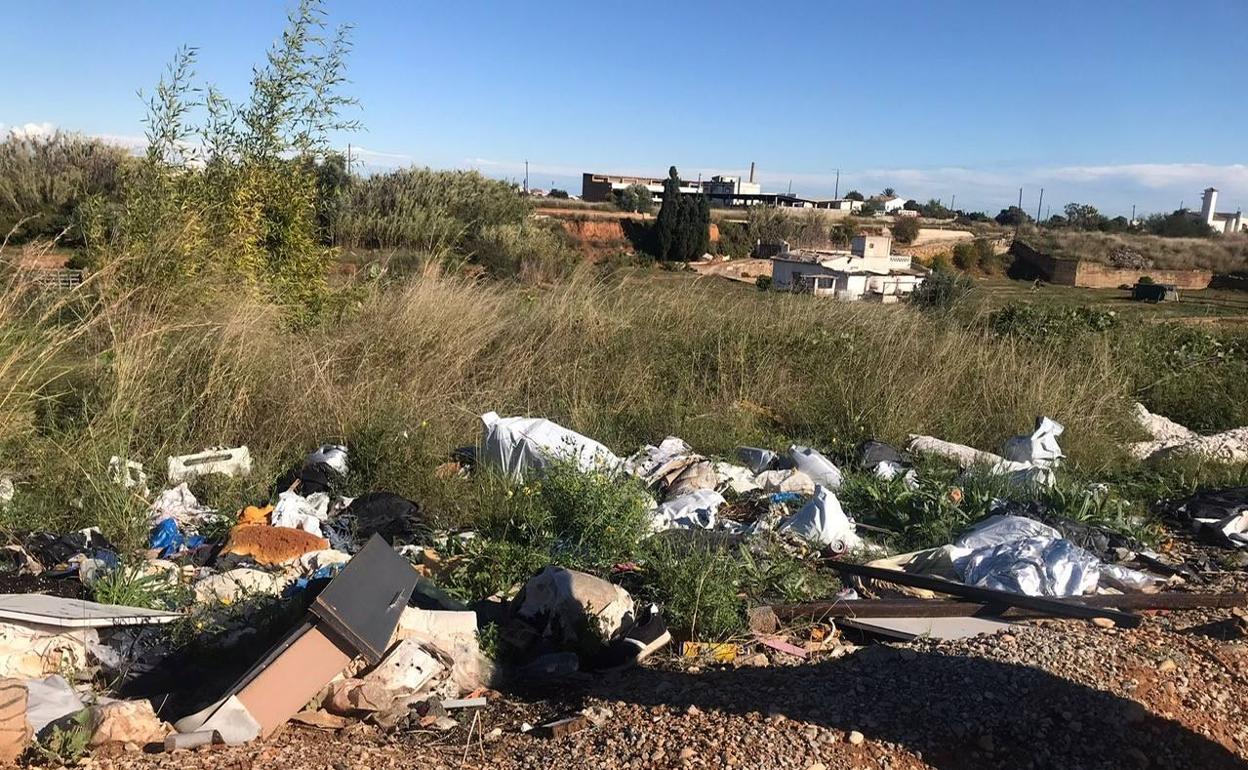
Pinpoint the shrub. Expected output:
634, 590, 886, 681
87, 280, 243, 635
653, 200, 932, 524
548, 189, 569, 199
638, 537, 744, 639
988, 303, 1119, 342
891, 216, 920, 245
715, 220, 751, 257
910, 268, 974, 310
755, 275, 772, 291
470, 220, 579, 282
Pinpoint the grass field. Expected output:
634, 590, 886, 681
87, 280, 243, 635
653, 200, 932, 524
973, 276, 1248, 322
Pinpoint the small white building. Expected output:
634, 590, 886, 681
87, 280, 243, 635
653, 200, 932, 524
1200, 187, 1244, 235
769, 233, 926, 301
868, 194, 908, 214
811, 198, 865, 213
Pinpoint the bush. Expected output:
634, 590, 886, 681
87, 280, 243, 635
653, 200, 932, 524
613, 184, 654, 215
755, 275, 772, 291
910, 268, 974, 310
715, 220, 751, 257
548, 189, 569, 199
891, 216, 920, 245
988, 303, 1119, 342
470, 220, 579, 282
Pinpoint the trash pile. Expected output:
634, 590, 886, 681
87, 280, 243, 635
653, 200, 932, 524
1130, 402, 1248, 464
0, 407, 1242, 759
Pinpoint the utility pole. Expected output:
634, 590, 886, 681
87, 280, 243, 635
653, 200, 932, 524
1131, 204, 1136, 224
834, 169, 840, 199
346, 143, 353, 174
1036, 187, 1044, 223
524, 160, 529, 193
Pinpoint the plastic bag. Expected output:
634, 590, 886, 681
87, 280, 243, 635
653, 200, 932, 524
651, 489, 724, 531
788, 445, 843, 490
779, 485, 862, 552
1001, 416, 1065, 468
478, 412, 620, 481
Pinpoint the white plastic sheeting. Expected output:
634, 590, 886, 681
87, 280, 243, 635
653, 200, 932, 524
778, 485, 862, 552
908, 417, 1065, 489
270, 490, 330, 536
478, 412, 621, 481
148, 483, 213, 527
956, 537, 1100, 598
951, 514, 1156, 597
754, 469, 815, 496
307, 444, 349, 476
651, 489, 725, 532
713, 462, 761, 495
788, 445, 843, 490
1001, 417, 1065, 467
736, 447, 779, 474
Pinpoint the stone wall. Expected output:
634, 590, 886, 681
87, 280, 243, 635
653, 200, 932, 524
1008, 241, 1211, 289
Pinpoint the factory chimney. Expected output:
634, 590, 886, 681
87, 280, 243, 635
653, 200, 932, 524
749, 162, 755, 184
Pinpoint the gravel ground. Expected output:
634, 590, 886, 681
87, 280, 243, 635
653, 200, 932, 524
80, 593, 1248, 770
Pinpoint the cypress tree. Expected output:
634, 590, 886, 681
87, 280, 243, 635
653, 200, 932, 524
654, 166, 681, 260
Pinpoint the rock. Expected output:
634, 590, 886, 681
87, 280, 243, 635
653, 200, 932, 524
746, 606, 780, 635
848, 730, 865, 745
806, 764, 826, 770
1091, 617, 1116, 629
192, 568, 282, 604
88, 700, 170, 747
680, 747, 696, 760
0, 679, 29, 763
1158, 658, 1177, 673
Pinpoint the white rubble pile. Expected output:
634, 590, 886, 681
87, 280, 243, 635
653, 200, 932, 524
1129, 402, 1248, 463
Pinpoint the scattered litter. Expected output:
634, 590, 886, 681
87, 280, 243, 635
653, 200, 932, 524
754, 468, 815, 496
651, 489, 725, 531
1130, 403, 1248, 463
516, 567, 635, 646
754, 634, 808, 659
681, 641, 744, 662
441, 697, 487, 710
908, 417, 1064, 487
270, 490, 330, 536
88, 699, 170, 747
0, 594, 179, 629
0, 678, 26, 763
108, 456, 148, 497
25, 674, 84, 736
478, 412, 620, 481
221, 524, 330, 565
167, 446, 252, 485
1164, 487, 1248, 549
533, 714, 588, 739
149, 483, 213, 527
788, 445, 842, 490
778, 485, 862, 552
736, 447, 779, 474
839, 615, 1012, 642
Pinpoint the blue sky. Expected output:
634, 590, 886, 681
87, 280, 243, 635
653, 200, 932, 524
4, 0, 1246, 216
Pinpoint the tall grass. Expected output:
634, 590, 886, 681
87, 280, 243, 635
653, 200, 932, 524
0, 255, 1154, 545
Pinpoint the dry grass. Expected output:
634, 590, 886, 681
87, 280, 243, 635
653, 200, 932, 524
1029, 229, 1248, 273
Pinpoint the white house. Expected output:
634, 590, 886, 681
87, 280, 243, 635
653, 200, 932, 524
868, 194, 908, 214
1200, 187, 1245, 235
769, 233, 926, 301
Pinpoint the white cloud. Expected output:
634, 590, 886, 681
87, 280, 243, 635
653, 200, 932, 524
6, 122, 58, 140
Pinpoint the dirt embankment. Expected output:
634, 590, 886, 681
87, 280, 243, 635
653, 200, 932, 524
541, 210, 718, 260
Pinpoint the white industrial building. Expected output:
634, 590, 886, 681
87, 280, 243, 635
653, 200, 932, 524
1199, 187, 1245, 235
769, 233, 927, 301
